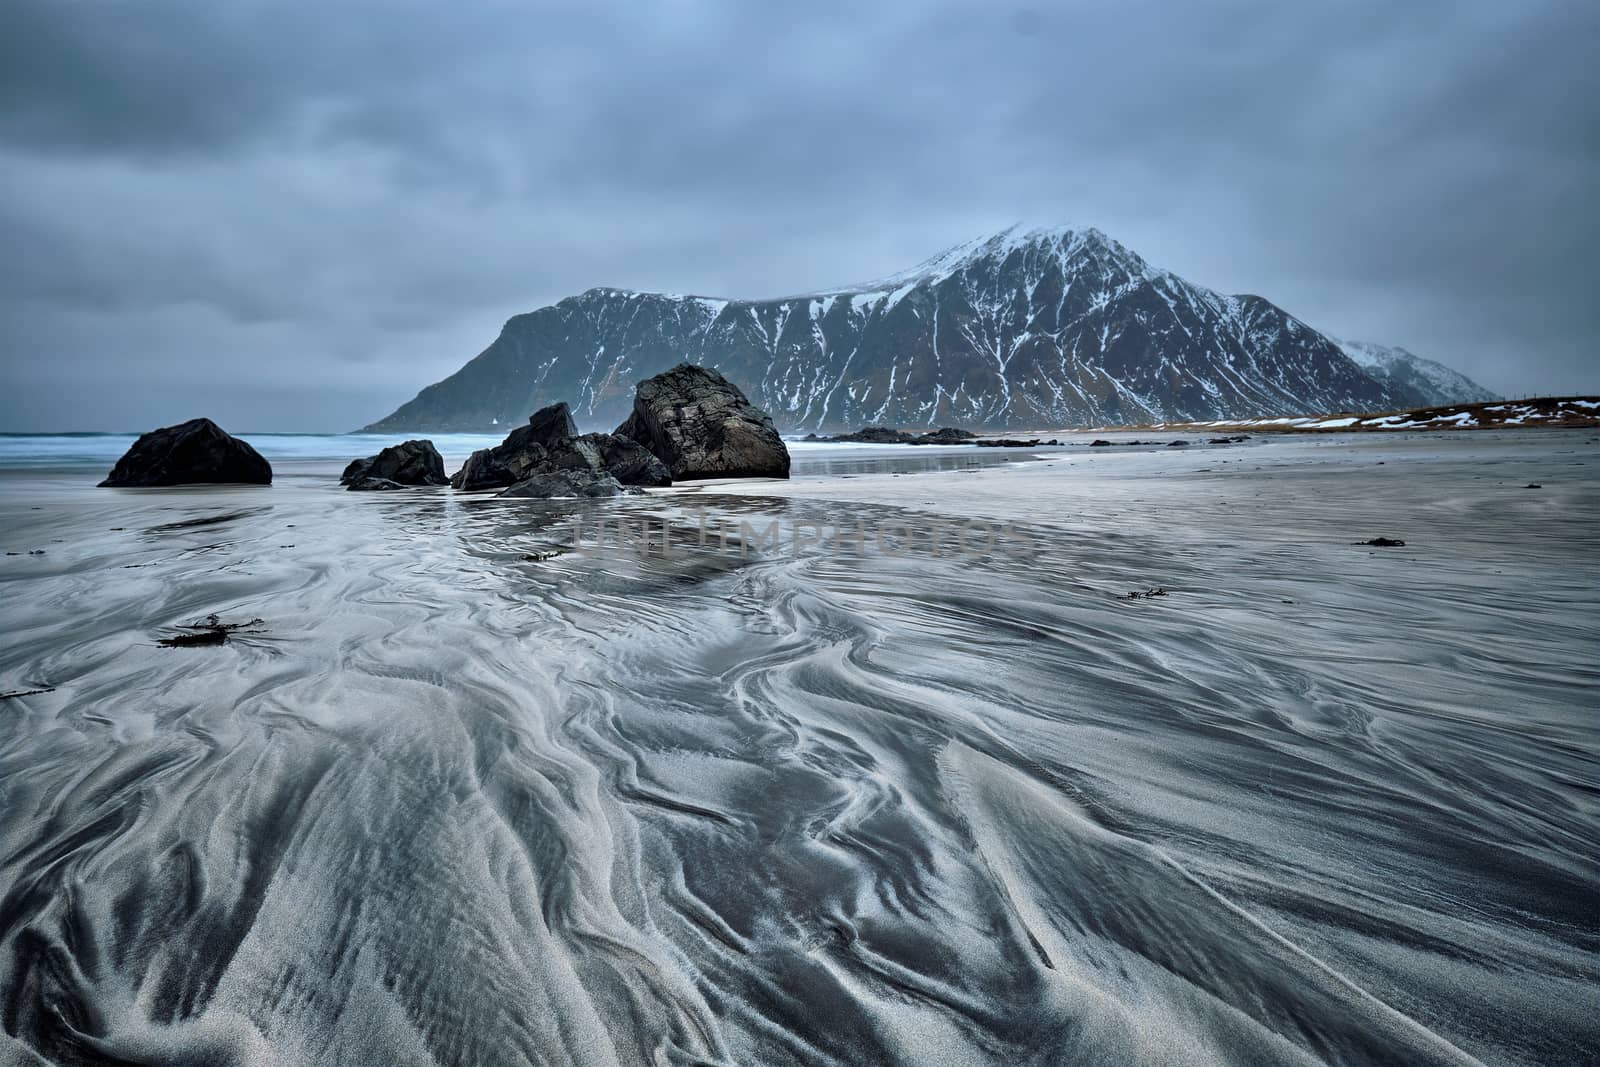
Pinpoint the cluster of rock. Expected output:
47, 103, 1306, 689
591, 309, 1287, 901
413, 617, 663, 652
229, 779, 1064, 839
99, 363, 791, 497
809, 426, 978, 445
807, 426, 1062, 447
445, 400, 665, 497
98, 365, 791, 496
976, 437, 1061, 448
434, 363, 789, 497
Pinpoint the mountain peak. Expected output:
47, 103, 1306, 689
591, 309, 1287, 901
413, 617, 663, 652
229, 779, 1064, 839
813, 223, 1145, 298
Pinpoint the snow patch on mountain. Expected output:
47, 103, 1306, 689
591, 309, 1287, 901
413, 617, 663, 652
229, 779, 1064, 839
1335, 339, 1497, 406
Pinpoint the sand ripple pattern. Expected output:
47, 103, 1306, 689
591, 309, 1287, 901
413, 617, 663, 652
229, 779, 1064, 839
1, 441, 1596, 1066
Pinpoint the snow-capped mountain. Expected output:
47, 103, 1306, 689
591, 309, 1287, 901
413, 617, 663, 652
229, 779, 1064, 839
364, 226, 1412, 432
1334, 339, 1497, 407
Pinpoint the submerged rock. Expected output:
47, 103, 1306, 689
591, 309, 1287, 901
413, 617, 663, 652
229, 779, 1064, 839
496, 470, 635, 498
345, 476, 409, 492
99, 418, 271, 487
341, 439, 448, 489
616, 363, 789, 480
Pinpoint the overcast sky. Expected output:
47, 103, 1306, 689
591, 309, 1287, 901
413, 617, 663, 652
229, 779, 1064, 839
2, 0, 1595, 431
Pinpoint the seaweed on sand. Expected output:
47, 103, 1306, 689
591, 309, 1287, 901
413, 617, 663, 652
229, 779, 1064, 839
158, 614, 266, 647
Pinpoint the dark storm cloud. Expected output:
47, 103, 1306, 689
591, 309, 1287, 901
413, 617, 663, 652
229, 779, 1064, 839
1, 0, 1595, 430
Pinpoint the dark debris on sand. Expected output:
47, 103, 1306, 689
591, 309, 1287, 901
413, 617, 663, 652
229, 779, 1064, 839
0, 687, 55, 700
1120, 587, 1169, 600
146, 509, 261, 533
158, 614, 266, 648
1356, 537, 1407, 547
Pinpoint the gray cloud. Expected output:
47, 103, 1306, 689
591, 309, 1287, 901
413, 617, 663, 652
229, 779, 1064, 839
1, 0, 1595, 430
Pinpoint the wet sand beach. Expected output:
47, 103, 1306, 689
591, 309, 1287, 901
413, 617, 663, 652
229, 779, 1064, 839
1, 430, 1596, 1065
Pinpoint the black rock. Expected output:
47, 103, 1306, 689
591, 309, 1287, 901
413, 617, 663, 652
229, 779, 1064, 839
459, 403, 578, 486
451, 438, 549, 491
345, 476, 410, 492
824, 425, 978, 446
829, 426, 914, 444
496, 470, 635, 498
539, 433, 607, 474
590, 433, 672, 487
99, 418, 271, 487
914, 427, 978, 445
1168, 440, 1190, 447
341, 439, 448, 488
525, 402, 578, 446
615, 363, 790, 480
450, 419, 671, 491
1356, 537, 1407, 547
451, 448, 517, 491
975, 438, 1041, 448
1090, 439, 1113, 446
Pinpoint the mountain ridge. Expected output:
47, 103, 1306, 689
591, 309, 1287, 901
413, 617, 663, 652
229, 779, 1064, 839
1333, 338, 1497, 407
363, 226, 1486, 433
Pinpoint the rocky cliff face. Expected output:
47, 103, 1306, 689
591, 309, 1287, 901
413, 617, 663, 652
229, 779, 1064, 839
1334, 339, 1497, 407
365, 226, 1417, 432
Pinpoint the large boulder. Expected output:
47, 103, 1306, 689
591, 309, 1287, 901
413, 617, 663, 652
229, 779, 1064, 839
341, 439, 448, 489
99, 418, 271, 487
615, 363, 790, 480
495, 470, 636, 498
